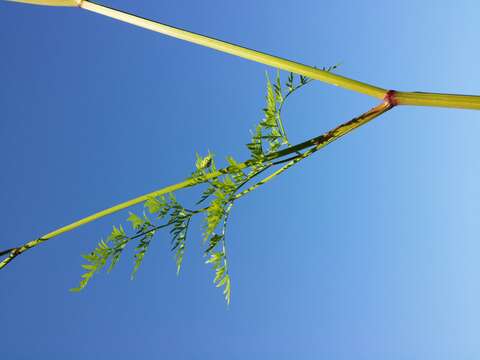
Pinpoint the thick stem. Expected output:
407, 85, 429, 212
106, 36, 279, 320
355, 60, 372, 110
394, 91, 480, 110
79, 0, 386, 99
78, 1, 480, 110
7, 0, 480, 109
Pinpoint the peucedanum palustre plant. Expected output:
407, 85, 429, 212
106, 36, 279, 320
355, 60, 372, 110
0, 58, 400, 304
3, 0, 480, 305
1, 65, 393, 304
71, 68, 337, 304
1, 58, 427, 304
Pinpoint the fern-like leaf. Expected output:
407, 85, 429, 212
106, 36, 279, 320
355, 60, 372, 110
70, 239, 112, 292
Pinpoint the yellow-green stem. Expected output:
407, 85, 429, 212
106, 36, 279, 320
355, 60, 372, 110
78, 1, 480, 110
79, 0, 386, 99
0, 166, 238, 269
394, 91, 480, 109
7, 0, 480, 109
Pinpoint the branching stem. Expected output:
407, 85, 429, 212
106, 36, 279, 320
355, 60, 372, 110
0, 101, 393, 270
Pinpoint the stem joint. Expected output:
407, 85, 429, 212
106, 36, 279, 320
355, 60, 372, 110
384, 90, 399, 107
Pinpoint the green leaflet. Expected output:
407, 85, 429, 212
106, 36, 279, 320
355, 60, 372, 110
205, 234, 223, 254
203, 193, 225, 242
197, 185, 216, 205
247, 70, 316, 160
73, 194, 193, 287
168, 202, 192, 275
144, 196, 169, 217
70, 234, 116, 292
127, 212, 144, 231
107, 225, 129, 272
206, 250, 230, 304
131, 232, 153, 278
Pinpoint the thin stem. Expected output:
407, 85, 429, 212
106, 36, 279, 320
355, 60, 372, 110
220, 203, 232, 304
276, 113, 289, 145
0, 101, 392, 270
234, 147, 319, 201
229, 164, 273, 196
221, 204, 233, 268
130, 223, 170, 241
271, 154, 303, 166
176, 216, 190, 275
277, 77, 314, 145
278, 79, 313, 116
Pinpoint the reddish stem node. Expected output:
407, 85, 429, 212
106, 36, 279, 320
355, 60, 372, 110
384, 90, 398, 106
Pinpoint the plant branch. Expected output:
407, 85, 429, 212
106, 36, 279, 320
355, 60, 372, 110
76, 1, 480, 109
6, 1, 480, 109
0, 101, 392, 270
78, 1, 387, 99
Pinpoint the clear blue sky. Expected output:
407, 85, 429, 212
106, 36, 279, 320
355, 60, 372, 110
2, 0, 480, 358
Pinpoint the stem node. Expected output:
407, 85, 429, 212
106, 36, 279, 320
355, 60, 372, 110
384, 90, 398, 107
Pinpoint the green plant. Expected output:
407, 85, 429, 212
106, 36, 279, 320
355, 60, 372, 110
3, 0, 480, 304
70, 69, 344, 303
0, 67, 396, 303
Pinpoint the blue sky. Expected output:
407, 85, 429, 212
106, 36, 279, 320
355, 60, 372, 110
1, 0, 480, 358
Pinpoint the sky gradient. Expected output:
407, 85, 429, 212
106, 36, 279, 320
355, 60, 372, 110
1, 0, 480, 358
